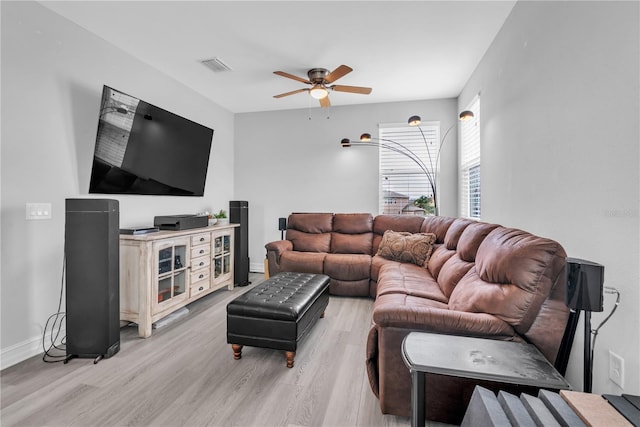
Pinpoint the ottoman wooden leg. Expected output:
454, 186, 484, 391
285, 351, 295, 368
320, 311, 325, 318
231, 344, 243, 360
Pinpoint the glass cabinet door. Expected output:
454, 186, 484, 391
154, 238, 189, 308
212, 231, 233, 286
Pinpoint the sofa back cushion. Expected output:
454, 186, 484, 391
457, 222, 501, 262
448, 227, 567, 336
421, 216, 456, 244
444, 218, 474, 250
427, 244, 456, 281
372, 215, 426, 253
331, 213, 374, 254
286, 213, 333, 252
435, 221, 500, 297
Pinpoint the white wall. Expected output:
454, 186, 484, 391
0, 2, 234, 368
459, 1, 639, 394
234, 99, 458, 272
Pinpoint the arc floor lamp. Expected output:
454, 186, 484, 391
341, 110, 474, 216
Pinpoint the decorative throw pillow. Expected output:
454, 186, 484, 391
376, 230, 437, 267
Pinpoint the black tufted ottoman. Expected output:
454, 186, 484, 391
226, 272, 330, 368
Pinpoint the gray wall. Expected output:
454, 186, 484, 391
459, 1, 639, 394
1, 2, 234, 368
234, 99, 458, 272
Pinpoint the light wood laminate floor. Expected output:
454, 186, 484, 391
1, 273, 451, 427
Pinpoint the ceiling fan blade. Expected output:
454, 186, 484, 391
319, 95, 331, 108
273, 88, 309, 98
324, 65, 352, 83
330, 85, 372, 95
273, 70, 312, 84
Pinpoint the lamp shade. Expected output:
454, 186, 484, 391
408, 115, 421, 126
459, 110, 474, 121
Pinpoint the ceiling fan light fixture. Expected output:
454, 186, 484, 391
360, 133, 372, 141
309, 85, 329, 99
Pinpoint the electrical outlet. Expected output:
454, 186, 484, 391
26, 203, 52, 220
609, 350, 624, 388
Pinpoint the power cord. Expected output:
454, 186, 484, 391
589, 286, 620, 376
42, 255, 67, 363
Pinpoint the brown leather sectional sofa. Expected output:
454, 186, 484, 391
265, 213, 571, 424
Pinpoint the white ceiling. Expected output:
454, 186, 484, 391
40, 1, 516, 113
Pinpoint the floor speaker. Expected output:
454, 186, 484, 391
230, 200, 250, 286
65, 199, 120, 363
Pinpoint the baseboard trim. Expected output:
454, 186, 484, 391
1, 334, 45, 371
1, 325, 66, 371
250, 261, 265, 274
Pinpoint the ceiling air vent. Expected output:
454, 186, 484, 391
200, 56, 233, 73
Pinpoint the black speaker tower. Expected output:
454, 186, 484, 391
65, 199, 120, 363
565, 257, 605, 393
279, 217, 287, 240
230, 200, 250, 287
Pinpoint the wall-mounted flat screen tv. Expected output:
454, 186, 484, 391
89, 85, 214, 196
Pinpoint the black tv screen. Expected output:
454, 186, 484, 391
89, 85, 214, 196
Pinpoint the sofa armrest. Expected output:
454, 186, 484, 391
265, 240, 293, 276
372, 300, 518, 340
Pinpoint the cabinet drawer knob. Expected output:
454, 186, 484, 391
200, 237, 205, 242
199, 249, 205, 254
199, 262, 204, 267
198, 286, 204, 291
199, 274, 204, 279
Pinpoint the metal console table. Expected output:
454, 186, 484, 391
402, 332, 572, 426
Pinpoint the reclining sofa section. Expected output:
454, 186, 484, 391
265, 213, 570, 424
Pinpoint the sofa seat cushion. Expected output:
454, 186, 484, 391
324, 253, 372, 281
372, 293, 518, 339
376, 262, 447, 304
329, 278, 370, 296
280, 251, 326, 274
370, 255, 392, 283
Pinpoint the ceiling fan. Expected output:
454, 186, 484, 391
273, 65, 372, 108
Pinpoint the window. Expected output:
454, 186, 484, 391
379, 123, 440, 216
459, 97, 481, 219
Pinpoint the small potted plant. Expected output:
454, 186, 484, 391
213, 209, 228, 225
205, 211, 217, 226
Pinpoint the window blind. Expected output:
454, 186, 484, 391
459, 97, 481, 219
379, 123, 440, 215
